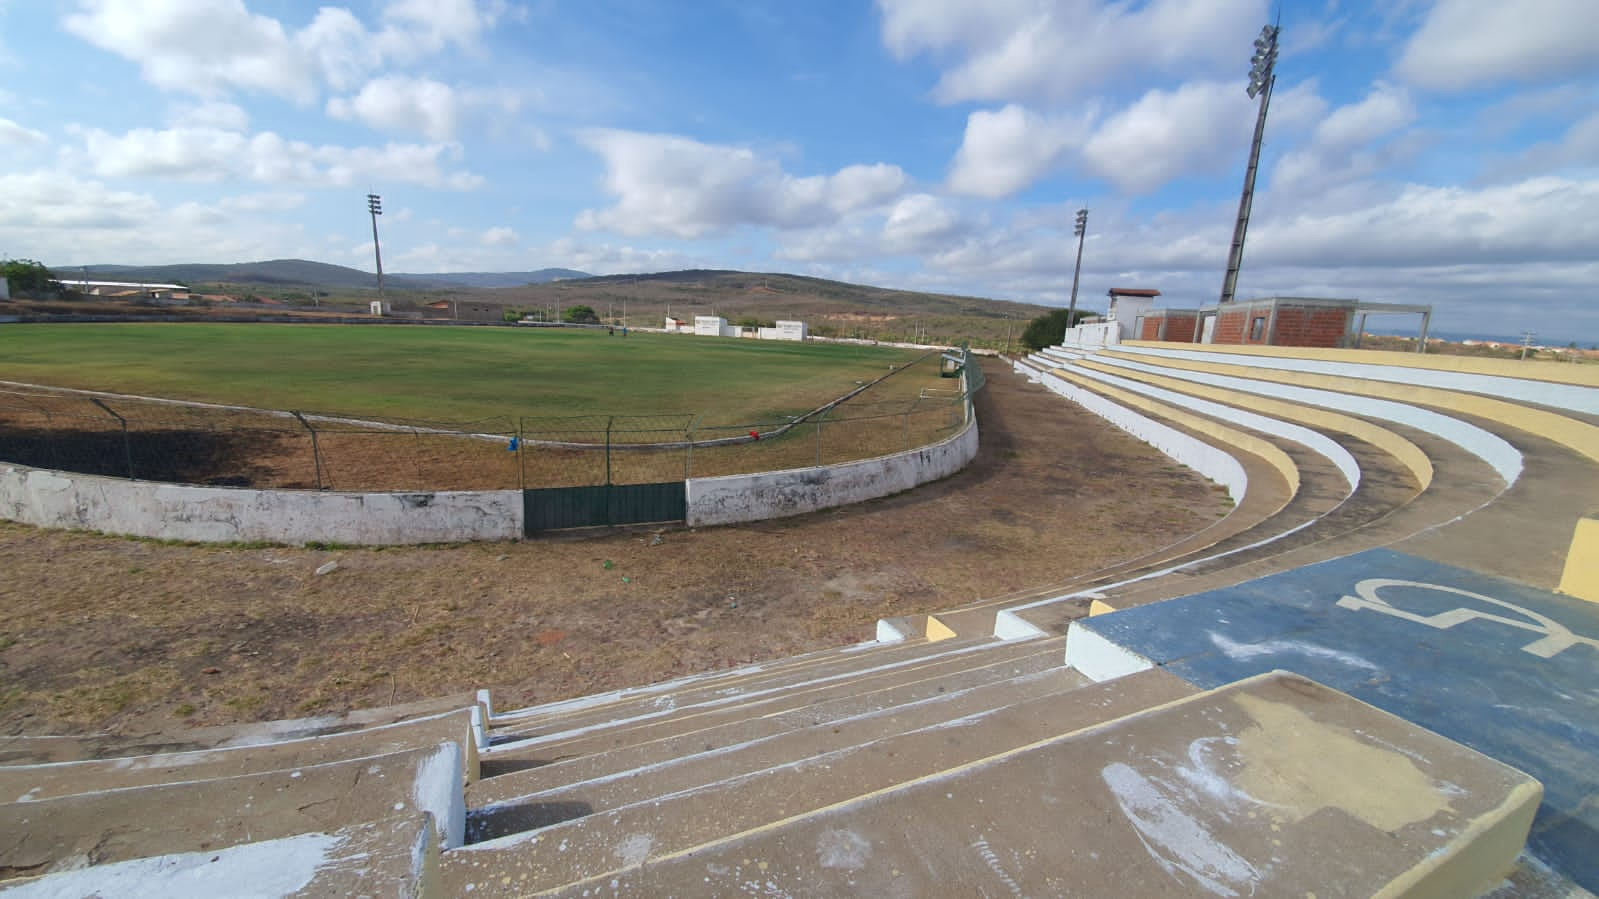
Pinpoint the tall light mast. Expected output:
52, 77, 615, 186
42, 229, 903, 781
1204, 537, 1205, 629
1219, 23, 1279, 305
1066, 207, 1088, 340
367, 193, 386, 312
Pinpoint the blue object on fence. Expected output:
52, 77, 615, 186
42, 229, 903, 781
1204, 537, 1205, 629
507, 437, 519, 452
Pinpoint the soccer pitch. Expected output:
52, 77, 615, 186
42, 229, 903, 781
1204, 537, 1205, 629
0, 323, 928, 423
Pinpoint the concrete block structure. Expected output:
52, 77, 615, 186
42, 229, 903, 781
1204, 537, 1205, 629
1136, 307, 1199, 342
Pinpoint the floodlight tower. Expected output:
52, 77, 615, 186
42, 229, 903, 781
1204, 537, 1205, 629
1066, 208, 1088, 340
1219, 22, 1279, 305
367, 193, 387, 312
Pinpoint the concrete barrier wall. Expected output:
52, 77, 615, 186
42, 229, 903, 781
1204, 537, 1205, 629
1093, 354, 1525, 485
685, 410, 978, 527
1015, 359, 1249, 504
1068, 363, 1360, 493
1114, 344, 1599, 415
0, 464, 523, 545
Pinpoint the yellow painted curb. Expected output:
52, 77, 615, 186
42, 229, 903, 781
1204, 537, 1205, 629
925, 616, 958, 642
1121, 354, 1599, 468
1051, 367, 1300, 497
1122, 340, 1599, 388
1087, 599, 1117, 617
1557, 518, 1599, 604
1083, 356, 1433, 491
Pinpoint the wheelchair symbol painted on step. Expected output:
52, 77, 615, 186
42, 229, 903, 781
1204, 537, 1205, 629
1336, 578, 1599, 659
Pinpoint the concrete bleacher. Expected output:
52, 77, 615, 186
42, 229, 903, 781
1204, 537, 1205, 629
2, 340, 1595, 896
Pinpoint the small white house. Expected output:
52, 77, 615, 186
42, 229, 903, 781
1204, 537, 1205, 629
758, 320, 807, 341
664, 316, 691, 333
694, 315, 737, 337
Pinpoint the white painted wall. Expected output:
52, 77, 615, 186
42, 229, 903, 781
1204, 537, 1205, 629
694, 315, 727, 337
1060, 322, 1122, 350
1113, 345, 1599, 416
686, 408, 978, 527
757, 321, 808, 341
1014, 359, 1249, 504
0, 464, 522, 545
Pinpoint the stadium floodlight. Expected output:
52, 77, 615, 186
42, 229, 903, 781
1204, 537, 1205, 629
1220, 23, 1279, 305
367, 193, 386, 310
1065, 208, 1088, 343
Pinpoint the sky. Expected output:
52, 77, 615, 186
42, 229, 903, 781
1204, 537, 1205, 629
1, 0, 1596, 342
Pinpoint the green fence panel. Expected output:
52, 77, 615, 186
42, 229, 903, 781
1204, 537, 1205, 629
523, 481, 686, 532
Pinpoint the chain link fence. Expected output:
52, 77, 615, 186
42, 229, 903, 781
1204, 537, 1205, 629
0, 350, 984, 492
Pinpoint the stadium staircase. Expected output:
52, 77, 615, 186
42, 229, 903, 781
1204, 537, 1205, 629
2, 340, 1595, 896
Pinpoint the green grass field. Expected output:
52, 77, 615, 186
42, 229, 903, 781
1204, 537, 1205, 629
0, 323, 926, 423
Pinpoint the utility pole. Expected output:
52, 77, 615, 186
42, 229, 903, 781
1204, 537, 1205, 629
1220, 22, 1279, 305
367, 193, 386, 313
1066, 208, 1088, 342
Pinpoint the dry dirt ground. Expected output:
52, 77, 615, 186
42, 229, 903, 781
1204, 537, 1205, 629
0, 359, 1228, 737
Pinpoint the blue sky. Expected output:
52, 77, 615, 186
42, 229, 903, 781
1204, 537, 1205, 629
1, 0, 1596, 341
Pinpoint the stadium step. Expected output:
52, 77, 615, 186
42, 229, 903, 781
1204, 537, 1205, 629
465, 647, 1081, 841
482, 633, 1011, 741
440, 667, 1198, 896
468, 638, 1070, 812
0, 812, 442, 898
0, 706, 481, 802
561, 670, 1542, 899
0, 691, 481, 766
479, 636, 1056, 765
0, 741, 466, 881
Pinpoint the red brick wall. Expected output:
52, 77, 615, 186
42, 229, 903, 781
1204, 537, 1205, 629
1271, 306, 1352, 348
1214, 308, 1249, 344
1141, 313, 1197, 342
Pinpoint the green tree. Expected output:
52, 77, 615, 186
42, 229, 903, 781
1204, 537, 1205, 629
1019, 308, 1091, 351
562, 304, 600, 324
1, 258, 60, 297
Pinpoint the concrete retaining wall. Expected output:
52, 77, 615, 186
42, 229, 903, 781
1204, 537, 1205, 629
1016, 359, 1249, 504
685, 409, 979, 527
0, 464, 522, 545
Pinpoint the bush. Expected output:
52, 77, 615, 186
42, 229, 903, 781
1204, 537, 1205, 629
1020, 308, 1092, 351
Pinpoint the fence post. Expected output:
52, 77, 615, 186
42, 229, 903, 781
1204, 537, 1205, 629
684, 415, 700, 479
903, 409, 911, 449
605, 416, 613, 486
90, 398, 135, 480
292, 411, 324, 491
517, 419, 525, 491
815, 411, 824, 467
412, 426, 424, 491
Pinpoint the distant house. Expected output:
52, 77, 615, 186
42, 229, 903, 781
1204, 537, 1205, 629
664, 316, 691, 333
427, 299, 506, 322
57, 279, 190, 300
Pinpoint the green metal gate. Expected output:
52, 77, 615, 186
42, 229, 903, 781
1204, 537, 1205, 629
523, 481, 687, 533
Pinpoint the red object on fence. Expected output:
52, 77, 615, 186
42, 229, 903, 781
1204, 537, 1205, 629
749, 430, 760, 441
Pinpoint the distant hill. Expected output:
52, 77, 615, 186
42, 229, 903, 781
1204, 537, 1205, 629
401, 269, 590, 288
74, 259, 446, 290
69, 260, 591, 291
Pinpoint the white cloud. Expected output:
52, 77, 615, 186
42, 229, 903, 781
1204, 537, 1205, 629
1271, 82, 1416, 193
0, 170, 159, 229
480, 226, 518, 247
947, 105, 1085, 198
877, 0, 1267, 105
0, 116, 46, 147
166, 100, 250, 131
1080, 81, 1255, 193
1252, 176, 1599, 268
328, 76, 460, 141
777, 193, 978, 263
64, 0, 316, 101
69, 125, 483, 190
61, 0, 504, 101
542, 238, 702, 275
1396, 0, 1599, 91
575, 130, 907, 238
